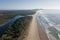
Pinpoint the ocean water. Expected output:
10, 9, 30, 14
37, 9, 60, 40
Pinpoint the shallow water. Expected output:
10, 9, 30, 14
37, 10, 60, 40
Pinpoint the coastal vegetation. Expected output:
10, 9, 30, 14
0, 10, 35, 26
1, 16, 32, 40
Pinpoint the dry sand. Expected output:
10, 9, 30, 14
24, 15, 40, 40
24, 13, 49, 40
